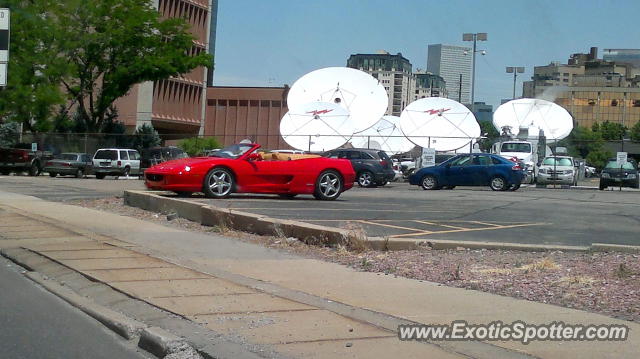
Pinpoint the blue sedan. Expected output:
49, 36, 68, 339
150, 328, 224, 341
409, 153, 525, 191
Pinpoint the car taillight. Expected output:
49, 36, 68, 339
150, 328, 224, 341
512, 164, 522, 171
46, 161, 53, 166
22, 152, 29, 160
380, 160, 388, 167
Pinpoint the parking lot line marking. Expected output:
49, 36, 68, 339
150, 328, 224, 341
356, 220, 432, 233
412, 220, 467, 230
468, 220, 501, 227
388, 222, 546, 238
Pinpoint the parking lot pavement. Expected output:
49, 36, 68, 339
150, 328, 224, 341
189, 182, 640, 248
0, 175, 146, 202
2, 175, 639, 248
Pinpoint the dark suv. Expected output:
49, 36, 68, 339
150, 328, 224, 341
324, 148, 395, 187
599, 158, 639, 190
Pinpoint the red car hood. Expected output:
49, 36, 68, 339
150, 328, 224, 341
147, 157, 221, 172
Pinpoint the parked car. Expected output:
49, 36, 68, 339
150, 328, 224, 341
144, 143, 355, 200
140, 146, 188, 173
323, 148, 395, 187
536, 156, 576, 186
0, 143, 53, 176
585, 165, 597, 178
92, 148, 141, 179
409, 153, 525, 191
599, 158, 639, 190
44, 153, 93, 178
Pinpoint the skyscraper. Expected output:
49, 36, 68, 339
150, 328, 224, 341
347, 51, 414, 116
426, 44, 472, 104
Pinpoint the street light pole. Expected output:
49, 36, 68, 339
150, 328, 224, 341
506, 66, 525, 99
463, 32, 487, 105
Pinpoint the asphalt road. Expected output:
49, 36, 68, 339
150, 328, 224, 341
0, 257, 151, 359
1, 175, 639, 247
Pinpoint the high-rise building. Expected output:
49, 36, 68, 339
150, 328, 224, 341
413, 72, 447, 101
116, 0, 216, 136
427, 44, 472, 104
346, 51, 415, 116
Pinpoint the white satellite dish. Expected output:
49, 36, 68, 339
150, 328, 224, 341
494, 99, 573, 141
287, 67, 388, 133
279, 101, 354, 152
352, 116, 415, 154
399, 98, 480, 152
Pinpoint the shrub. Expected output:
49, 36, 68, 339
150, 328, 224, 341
178, 137, 221, 156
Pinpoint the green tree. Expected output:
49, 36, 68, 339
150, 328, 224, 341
477, 121, 500, 152
629, 121, 640, 141
0, 0, 70, 132
0, 122, 20, 147
178, 137, 221, 157
599, 121, 627, 140
132, 123, 162, 152
56, 0, 212, 132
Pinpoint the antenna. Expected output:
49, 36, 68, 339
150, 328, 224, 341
287, 67, 388, 133
494, 98, 573, 141
279, 101, 354, 152
399, 98, 480, 151
352, 116, 415, 154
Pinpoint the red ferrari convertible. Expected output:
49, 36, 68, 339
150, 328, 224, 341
144, 143, 355, 200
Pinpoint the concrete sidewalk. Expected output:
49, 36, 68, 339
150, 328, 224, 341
1, 190, 638, 359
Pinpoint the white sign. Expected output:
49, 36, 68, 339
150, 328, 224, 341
0, 9, 9, 30
420, 147, 436, 168
0, 63, 6, 86
616, 152, 628, 167
31, 143, 38, 152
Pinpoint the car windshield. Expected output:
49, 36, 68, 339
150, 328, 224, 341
209, 144, 254, 159
501, 143, 531, 153
57, 153, 79, 161
605, 161, 637, 170
542, 157, 573, 166
94, 150, 117, 160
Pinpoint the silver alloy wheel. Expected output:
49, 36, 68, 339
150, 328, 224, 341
421, 175, 436, 190
490, 177, 506, 191
208, 169, 233, 196
358, 172, 372, 187
319, 172, 340, 198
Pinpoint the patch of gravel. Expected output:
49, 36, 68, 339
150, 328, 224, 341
72, 197, 640, 323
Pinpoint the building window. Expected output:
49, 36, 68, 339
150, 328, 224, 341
228, 100, 238, 106
260, 100, 270, 107
633, 100, 640, 107
611, 99, 618, 107
272, 100, 281, 107
588, 99, 596, 105
217, 99, 227, 106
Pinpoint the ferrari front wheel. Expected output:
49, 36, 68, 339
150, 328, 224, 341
203, 167, 234, 198
314, 170, 342, 201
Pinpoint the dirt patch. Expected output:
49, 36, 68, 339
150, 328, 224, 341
72, 197, 640, 323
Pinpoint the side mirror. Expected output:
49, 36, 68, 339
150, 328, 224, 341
246, 152, 261, 161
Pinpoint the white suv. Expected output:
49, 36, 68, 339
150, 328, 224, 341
92, 148, 141, 179
536, 156, 576, 186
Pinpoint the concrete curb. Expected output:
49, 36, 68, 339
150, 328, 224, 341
139, 327, 203, 359
25, 271, 146, 340
124, 190, 640, 253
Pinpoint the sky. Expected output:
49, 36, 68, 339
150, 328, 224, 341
213, 0, 640, 109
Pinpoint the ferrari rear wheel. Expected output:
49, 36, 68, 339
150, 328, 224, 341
203, 167, 234, 198
314, 170, 342, 201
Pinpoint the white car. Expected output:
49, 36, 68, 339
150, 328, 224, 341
536, 156, 576, 186
92, 148, 141, 179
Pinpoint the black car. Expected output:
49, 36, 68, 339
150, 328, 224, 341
599, 158, 639, 190
140, 146, 188, 172
324, 148, 395, 187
